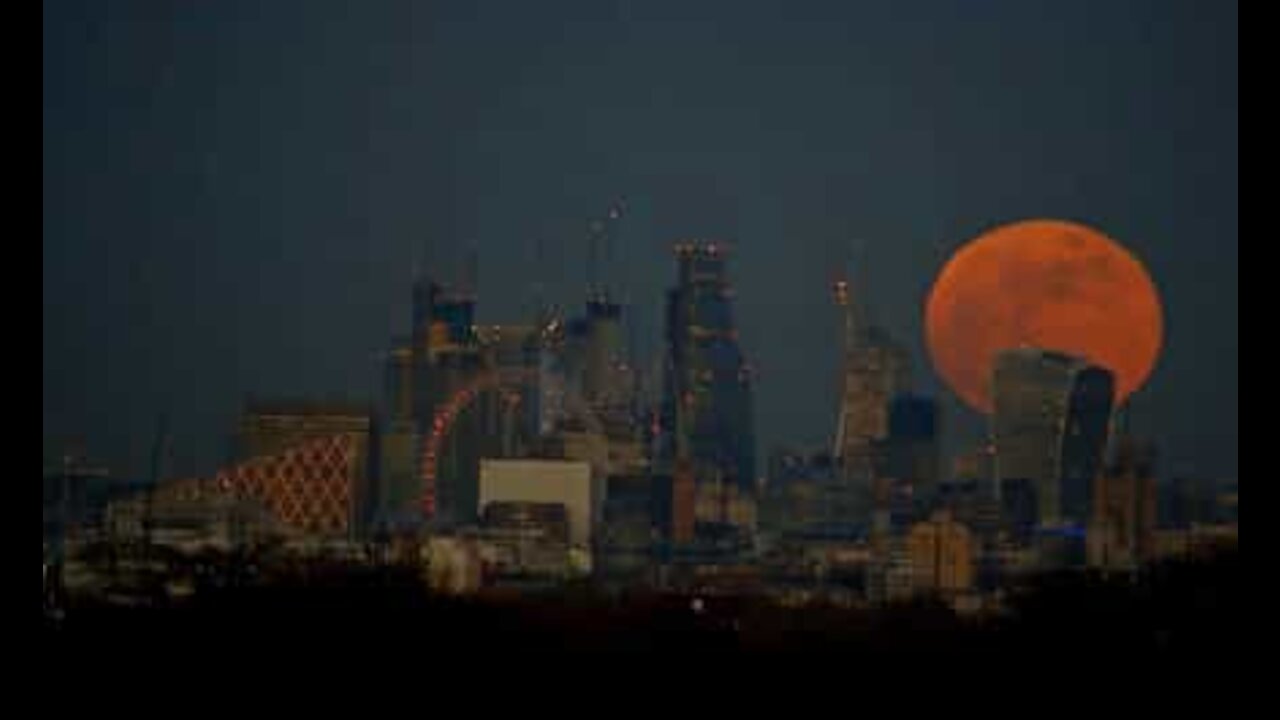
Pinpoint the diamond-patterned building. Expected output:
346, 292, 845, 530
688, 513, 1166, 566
227, 401, 373, 537
216, 433, 358, 536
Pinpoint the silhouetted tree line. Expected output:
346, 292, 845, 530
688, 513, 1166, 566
46, 546, 1238, 653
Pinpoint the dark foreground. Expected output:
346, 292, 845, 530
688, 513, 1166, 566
44, 549, 1239, 654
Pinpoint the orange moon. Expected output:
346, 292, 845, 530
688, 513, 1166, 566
925, 219, 1163, 414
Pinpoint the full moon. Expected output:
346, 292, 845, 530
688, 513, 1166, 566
925, 219, 1163, 414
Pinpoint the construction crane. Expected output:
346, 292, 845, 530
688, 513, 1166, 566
831, 272, 860, 461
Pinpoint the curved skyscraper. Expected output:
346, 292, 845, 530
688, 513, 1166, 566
991, 348, 1114, 528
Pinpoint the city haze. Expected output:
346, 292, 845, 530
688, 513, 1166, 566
44, 0, 1237, 482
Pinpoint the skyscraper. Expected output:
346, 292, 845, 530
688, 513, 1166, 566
375, 342, 419, 530
886, 393, 941, 498
1060, 364, 1116, 522
831, 278, 911, 486
991, 348, 1115, 528
552, 297, 635, 433
661, 241, 756, 496
476, 323, 544, 454
582, 298, 626, 412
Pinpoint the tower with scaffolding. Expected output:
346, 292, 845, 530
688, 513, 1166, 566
830, 270, 911, 496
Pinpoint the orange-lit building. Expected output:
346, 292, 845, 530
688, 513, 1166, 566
908, 510, 975, 595
225, 402, 373, 537
216, 433, 360, 537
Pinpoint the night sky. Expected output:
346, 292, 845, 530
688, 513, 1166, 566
44, 0, 1237, 483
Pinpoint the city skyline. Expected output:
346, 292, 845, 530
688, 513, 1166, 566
44, 0, 1237, 484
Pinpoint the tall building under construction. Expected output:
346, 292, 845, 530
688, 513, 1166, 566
830, 276, 911, 486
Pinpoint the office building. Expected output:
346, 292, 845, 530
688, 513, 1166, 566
991, 348, 1114, 528
477, 459, 595, 548
661, 241, 757, 497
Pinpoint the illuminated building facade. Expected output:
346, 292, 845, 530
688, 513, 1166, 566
478, 458, 595, 548
234, 401, 373, 536
834, 330, 910, 484
908, 510, 975, 595
482, 501, 571, 545
831, 278, 911, 486
661, 241, 756, 497
218, 431, 363, 537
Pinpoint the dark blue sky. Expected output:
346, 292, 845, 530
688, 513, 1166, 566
44, 0, 1237, 482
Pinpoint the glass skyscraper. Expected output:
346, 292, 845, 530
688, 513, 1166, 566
991, 348, 1115, 528
661, 241, 756, 495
